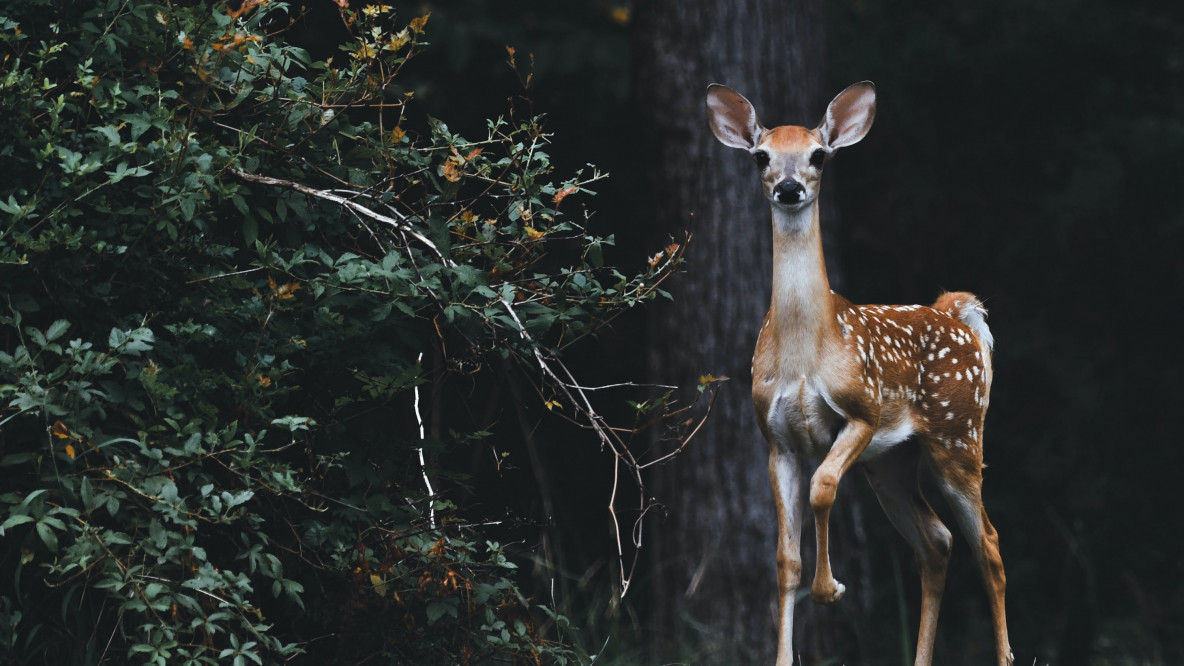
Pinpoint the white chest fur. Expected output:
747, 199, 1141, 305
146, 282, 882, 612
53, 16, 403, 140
761, 375, 841, 459
760, 373, 917, 461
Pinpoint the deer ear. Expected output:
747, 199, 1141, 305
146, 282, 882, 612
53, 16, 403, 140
818, 81, 876, 149
706, 84, 763, 150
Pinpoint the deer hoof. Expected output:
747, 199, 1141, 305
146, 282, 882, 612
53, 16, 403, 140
811, 579, 846, 604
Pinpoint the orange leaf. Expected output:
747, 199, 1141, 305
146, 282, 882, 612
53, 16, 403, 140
390, 126, 406, 143
552, 186, 578, 205
268, 276, 300, 300
51, 421, 72, 439
227, 0, 258, 19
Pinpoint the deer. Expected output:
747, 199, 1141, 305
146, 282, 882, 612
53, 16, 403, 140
705, 81, 1013, 666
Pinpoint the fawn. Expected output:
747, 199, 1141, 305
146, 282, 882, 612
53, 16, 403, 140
705, 82, 1013, 666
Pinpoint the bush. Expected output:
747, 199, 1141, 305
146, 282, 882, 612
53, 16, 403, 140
0, 2, 689, 663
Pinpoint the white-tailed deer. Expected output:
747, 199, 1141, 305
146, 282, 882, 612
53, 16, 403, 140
706, 82, 1013, 666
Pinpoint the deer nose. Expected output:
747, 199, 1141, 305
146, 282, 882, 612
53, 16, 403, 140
774, 180, 805, 203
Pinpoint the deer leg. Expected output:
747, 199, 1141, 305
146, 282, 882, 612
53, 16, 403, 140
865, 444, 953, 666
932, 460, 1014, 666
769, 443, 804, 666
809, 420, 873, 604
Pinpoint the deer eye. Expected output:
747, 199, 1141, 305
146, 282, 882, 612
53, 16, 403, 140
809, 149, 826, 169
752, 150, 770, 170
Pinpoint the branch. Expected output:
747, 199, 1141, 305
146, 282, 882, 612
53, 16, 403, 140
413, 352, 437, 529
226, 168, 454, 267
499, 297, 717, 599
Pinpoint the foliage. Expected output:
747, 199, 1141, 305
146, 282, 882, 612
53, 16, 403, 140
0, 1, 689, 663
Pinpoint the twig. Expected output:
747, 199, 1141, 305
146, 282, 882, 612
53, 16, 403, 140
498, 296, 715, 598
184, 266, 266, 284
639, 384, 721, 470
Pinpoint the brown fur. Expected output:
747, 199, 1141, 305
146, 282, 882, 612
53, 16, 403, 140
707, 81, 1013, 666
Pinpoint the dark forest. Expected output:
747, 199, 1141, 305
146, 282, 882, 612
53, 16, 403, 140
0, 1, 1180, 664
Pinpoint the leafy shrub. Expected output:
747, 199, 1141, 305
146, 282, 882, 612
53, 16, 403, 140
0, 1, 687, 663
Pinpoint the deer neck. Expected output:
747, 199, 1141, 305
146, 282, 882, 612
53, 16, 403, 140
766, 202, 837, 374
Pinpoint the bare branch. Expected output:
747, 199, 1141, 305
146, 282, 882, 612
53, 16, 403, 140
226, 168, 454, 267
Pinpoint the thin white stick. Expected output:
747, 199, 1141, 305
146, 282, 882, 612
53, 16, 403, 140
414, 352, 436, 529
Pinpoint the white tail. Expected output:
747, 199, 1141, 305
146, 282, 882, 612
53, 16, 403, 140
706, 82, 1013, 666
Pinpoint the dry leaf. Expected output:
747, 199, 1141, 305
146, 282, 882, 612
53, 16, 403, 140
552, 186, 578, 205
268, 276, 300, 300
370, 573, 388, 597
384, 29, 409, 51
352, 42, 377, 61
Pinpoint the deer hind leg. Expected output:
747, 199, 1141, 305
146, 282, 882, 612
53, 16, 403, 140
929, 452, 1014, 666
865, 442, 952, 666
768, 443, 805, 666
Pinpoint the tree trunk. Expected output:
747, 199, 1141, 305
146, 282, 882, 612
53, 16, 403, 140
632, 3, 874, 663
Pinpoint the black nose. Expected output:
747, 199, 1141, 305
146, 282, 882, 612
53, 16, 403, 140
774, 180, 805, 203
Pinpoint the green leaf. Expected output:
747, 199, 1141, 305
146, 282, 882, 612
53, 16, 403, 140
425, 598, 457, 624
242, 216, 258, 246
45, 319, 70, 342
0, 514, 35, 532
80, 476, 95, 511
36, 521, 59, 551
0, 195, 21, 215
95, 125, 121, 146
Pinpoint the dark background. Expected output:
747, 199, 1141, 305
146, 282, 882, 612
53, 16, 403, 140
364, 1, 1183, 663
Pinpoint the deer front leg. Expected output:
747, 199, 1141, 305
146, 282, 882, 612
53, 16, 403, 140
809, 419, 874, 603
769, 443, 804, 666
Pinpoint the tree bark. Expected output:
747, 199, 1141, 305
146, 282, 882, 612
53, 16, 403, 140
632, 3, 873, 663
